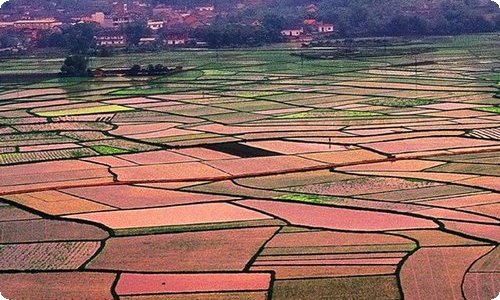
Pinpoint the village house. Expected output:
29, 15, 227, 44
166, 34, 187, 46
92, 67, 132, 77
96, 33, 126, 47
317, 22, 335, 33
125, 2, 149, 19
183, 14, 204, 28
251, 20, 262, 27
112, 2, 128, 15
0, 21, 13, 28
5, 28, 42, 45
163, 14, 184, 27
147, 20, 164, 30
303, 19, 317, 26
111, 16, 131, 28
281, 28, 304, 37
196, 6, 214, 12
306, 4, 318, 13
1, 18, 63, 30
139, 37, 157, 45
152, 5, 173, 16
131, 1, 149, 13
81, 12, 106, 27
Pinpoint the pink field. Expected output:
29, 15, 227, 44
423, 193, 499, 208
337, 159, 443, 172
400, 246, 493, 300
19, 143, 82, 152
290, 177, 439, 196
0, 160, 111, 190
116, 273, 271, 295
205, 156, 323, 176
0, 218, 108, 243
0, 272, 115, 299
463, 273, 500, 300
265, 231, 411, 248
444, 221, 500, 243
66, 202, 272, 230
62, 185, 235, 208
0, 241, 100, 270
393, 229, 485, 247
88, 227, 279, 271
173, 147, 239, 160
117, 150, 196, 164
113, 161, 229, 181
238, 200, 437, 231
364, 137, 498, 154
301, 148, 386, 164
250, 265, 398, 279
245, 140, 347, 154
110, 122, 179, 136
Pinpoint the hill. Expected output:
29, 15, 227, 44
1, 0, 499, 37
247, 0, 500, 36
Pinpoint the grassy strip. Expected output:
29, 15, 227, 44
91, 145, 130, 155
274, 193, 338, 204
365, 98, 438, 107
475, 106, 500, 114
35, 105, 133, 117
278, 110, 382, 119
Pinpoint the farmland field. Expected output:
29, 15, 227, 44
0, 35, 499, 299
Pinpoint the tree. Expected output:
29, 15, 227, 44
34, 24, 96, 52
261, 14, 285, 43
124, 22, 151, 46
195, 21, 273, 48
128, 64, 142, 75
62, 23, 96, 54
154, 64, 167, 73
0, 0, 13, 9
60, 55, 91, 77
385, 16, 428, 36
0, 32, 19, 48
37, 31, 66, 48
96, 47, 113, 57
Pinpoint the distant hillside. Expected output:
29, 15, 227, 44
1, 0, 111, 14
244, 0, 500, 36
1, 0, 499, 36
3, 0, 497, 13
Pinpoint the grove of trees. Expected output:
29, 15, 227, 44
60, 55, 91, 76
38, 23, 97, 54
193, 15, 285, 48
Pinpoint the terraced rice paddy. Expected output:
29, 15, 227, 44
0, 35, 499, 299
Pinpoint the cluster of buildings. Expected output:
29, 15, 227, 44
0, 1, 217, 50
77, 2, 216, 31
281, 21, 335, 42
0, 1, 336, 51
94, 32, 189, 48
80, 2, 217, 48
280, 5, 335, 42
0, 17, 63, 49
0, 18, 62, 30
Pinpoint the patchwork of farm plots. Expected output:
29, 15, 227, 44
0, 37, 499, 299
